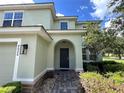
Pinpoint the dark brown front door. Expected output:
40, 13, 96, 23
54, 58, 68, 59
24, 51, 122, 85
60, 48, 69, 68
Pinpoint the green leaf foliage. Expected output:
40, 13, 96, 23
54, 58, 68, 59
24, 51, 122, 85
109, 0, 124, 13
3, 82, 22, 93
0, 87, 16, 93
80, 72, 124, 93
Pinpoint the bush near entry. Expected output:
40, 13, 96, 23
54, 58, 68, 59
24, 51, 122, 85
3, 82, 22, 93
80, 72, 124, 93
82, 60, 124, 93
83, 61, 124, 73
0, 87, 16, 93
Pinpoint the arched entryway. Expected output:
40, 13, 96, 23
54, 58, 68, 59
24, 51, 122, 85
54, 39, 75, 70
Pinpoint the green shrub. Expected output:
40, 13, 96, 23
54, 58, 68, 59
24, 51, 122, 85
84, 61, 124, 73
102, 61, 117, 64
3, 82, 22, 93
83, 63, 99, 72
80, 72, 102, 79
86, 64, 99, 72
105, 72, 124, 84
104, 72, 114, 78
80, 72, 124, 93
0, 86, 16, 93
104, 64, 124, 72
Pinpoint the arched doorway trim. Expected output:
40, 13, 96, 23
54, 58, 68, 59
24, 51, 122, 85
54, 39, 76, 70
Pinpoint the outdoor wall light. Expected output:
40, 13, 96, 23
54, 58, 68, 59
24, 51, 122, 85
20, 44, 28, 54
62, 41, 66, 43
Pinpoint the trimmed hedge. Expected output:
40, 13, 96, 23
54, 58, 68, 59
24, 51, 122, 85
82, 61, 124, 92
83, 61, 124, 73
3, 82, 22, 93
80, 72, 124, 93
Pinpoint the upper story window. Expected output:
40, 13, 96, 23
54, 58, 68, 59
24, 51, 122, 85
3, 12, 23, 27
83, 25, 87, 29
60, 22, 68, 30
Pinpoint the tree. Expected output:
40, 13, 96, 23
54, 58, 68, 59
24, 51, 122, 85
84, 1, 124, 59
84, 21, 124, 59
108, 0, 124, 35
84, 22, 106, 53
112, 37, 124, 59
109, 0, 124, 13
107, 18, 124, 35
105, 0, 124, 59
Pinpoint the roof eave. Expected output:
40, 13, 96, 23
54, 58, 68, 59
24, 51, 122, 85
0, 26, 53, 42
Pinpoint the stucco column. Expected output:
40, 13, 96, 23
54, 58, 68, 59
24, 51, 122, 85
47, 43, 54, 70
75, 44, 83, 71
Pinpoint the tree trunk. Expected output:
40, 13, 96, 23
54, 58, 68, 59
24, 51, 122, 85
118, 54, 121, 59
118, 49, 121, 59
108, 53, 109, 57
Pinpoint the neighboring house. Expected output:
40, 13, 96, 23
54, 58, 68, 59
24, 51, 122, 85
0, 3, 100, 86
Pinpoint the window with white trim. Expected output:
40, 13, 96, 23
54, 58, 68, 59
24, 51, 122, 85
60, 22, 68, 30
3, 12, 23, 27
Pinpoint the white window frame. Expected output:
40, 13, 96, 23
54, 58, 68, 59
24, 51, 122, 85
3, 11, 24, 27
59, 21, 69, 30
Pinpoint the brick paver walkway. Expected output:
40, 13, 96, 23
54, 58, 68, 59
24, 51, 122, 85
36, 70, 83, 93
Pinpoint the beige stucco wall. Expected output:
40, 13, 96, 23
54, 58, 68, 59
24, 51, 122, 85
0, 9, 78, 29
22, 9, 52, 29
47, 34, 83, 70
55, 41, 75, 69
34, 35, 49, 77
0, 34, 37, 79
0, 32, 84, 85
50, 12, 54, 29
0, 42, 16, 86
75, 24, 83, 29
18, 35, 37, 79
0, 11, 4, 26
0, 33, 53, 84
0, 9, 52, 29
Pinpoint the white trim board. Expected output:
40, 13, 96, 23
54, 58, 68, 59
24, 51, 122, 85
0, 38, 21, 81
16, 67, 84, 84
33, 68, 54, 84
75, 68, 84, 72
33, 69, 47, 84
17, 68, 54, 84
17, 78, 34, 84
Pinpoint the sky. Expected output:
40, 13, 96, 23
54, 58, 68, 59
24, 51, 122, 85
34, 0, 95, 21
0, 0, 114, 27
